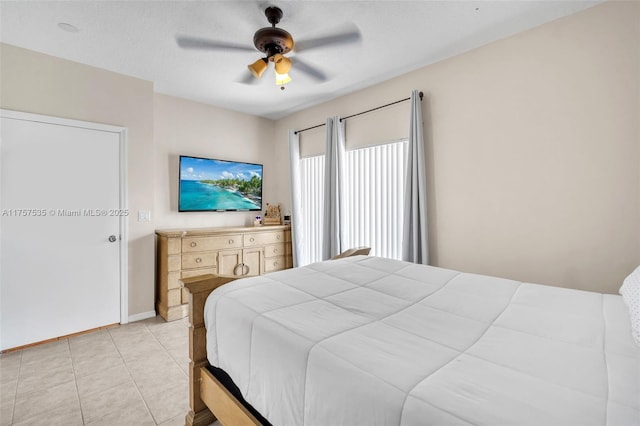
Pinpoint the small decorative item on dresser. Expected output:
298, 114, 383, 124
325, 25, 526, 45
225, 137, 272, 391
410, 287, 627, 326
254, 216, 262, 226
263, 202, 282, 225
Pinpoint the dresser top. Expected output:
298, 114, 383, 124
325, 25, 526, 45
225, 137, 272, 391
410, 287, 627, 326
155, 224, 290, 238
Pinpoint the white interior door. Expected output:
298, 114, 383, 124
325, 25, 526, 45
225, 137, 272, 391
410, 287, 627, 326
1, 111, 125, 350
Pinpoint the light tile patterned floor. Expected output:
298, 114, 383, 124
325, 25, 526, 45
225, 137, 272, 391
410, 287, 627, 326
0, 316, 217, 426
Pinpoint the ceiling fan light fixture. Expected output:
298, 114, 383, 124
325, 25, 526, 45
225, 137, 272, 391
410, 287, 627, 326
177, 5, 348, 86
248, 58, 268, 78
275, 71, 292, 85
272, 54, 292, 74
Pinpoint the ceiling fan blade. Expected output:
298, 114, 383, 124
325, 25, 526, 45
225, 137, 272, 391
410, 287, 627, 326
292, 57, 328, 82
175, 35, 255, 52
294, 25, 361, 52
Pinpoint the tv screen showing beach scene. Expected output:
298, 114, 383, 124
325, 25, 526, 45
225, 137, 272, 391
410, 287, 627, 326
179, 155, 263, 212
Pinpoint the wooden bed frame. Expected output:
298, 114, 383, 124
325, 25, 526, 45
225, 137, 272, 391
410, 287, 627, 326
182, 273, 260, 426
181, 247, 371, 426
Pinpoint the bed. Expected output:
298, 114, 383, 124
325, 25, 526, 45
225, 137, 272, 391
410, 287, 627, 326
182, 255, 640, 426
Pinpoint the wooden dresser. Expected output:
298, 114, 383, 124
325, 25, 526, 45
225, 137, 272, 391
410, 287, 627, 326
155, 225, 292, 321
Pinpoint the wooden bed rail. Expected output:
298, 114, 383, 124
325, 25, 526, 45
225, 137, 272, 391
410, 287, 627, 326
181, 273, 262, 426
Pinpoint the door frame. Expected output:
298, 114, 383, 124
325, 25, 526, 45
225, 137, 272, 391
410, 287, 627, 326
1, 109, 129, 324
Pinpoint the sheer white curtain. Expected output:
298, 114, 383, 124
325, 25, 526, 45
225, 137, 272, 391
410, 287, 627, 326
300, 155, 325, 264
402, 90, 429, 264
322, 116, 347, 260
288, 130, 307, 266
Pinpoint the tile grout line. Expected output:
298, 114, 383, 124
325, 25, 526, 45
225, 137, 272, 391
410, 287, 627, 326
73, 330, 138, 425
11, 339, 78, 425
67, 340, 83, 424
68, 337, 87, 425
146, 319, 189, 377
106, 325, 159, 425
142, 319, 189, 424
9, 350, 23, 426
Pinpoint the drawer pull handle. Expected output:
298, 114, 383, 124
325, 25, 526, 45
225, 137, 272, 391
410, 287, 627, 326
195, 257, 202, 263
190, 242, 197, 247
274, 248, 279, 253
250, 237, 255, 242
276, 235, 281, 240
228, 239, 234, 244
233, 263, 249, 276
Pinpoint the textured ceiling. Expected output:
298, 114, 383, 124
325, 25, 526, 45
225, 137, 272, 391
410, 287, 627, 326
0, 1, 601, 120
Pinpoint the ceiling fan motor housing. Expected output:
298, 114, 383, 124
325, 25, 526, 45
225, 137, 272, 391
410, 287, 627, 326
253, 6, 294, 59
253, 27, 294, 58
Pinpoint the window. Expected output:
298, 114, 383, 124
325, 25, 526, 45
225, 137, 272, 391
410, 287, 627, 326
300, 140, 408, 263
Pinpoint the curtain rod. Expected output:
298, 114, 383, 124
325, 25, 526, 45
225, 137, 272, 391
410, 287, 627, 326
294, 91, 423, 135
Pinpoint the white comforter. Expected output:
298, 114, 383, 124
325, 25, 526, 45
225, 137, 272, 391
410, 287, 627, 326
204, 256, 640, 426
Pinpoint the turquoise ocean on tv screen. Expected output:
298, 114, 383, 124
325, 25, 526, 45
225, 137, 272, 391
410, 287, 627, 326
179, 180, 260, 211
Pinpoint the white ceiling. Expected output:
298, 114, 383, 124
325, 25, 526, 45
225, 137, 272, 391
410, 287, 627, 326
0, 0, 601, 120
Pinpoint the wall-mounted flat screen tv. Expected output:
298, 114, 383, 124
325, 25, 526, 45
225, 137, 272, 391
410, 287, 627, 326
179, 155, 263, 212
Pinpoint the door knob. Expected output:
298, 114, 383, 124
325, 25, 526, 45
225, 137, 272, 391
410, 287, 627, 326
108, 235, 117, 242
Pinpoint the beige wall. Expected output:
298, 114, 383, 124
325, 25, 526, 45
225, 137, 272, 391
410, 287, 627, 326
275, 1, 640, 294
153, 93, 276, 229
0, 43, 156, 317
0, 45, 280, 319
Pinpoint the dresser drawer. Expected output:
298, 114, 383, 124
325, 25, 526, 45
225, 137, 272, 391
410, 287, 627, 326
182, 235, 242, 252
264, 255, 286, 272
244, 231, 285, 247
181, 268, 217, 279
182, 252, 216, 270
264, 243, 286, 258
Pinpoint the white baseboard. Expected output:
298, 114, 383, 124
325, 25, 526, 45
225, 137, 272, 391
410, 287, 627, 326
127, 310, 157, 323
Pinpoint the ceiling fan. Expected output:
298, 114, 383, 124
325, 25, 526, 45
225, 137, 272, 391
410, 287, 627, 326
176, 5, 361, 88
